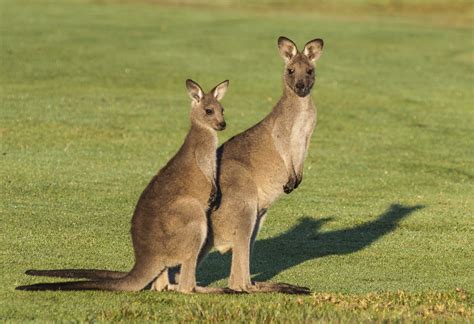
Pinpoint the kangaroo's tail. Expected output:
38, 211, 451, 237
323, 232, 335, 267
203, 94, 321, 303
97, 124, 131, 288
25, 269, 127, 280
17, 262, 163, 292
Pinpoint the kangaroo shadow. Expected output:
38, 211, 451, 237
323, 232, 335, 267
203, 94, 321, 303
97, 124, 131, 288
197, 203, 424, 285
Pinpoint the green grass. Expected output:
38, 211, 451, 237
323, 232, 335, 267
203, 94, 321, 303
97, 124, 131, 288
1, 0, 473, 321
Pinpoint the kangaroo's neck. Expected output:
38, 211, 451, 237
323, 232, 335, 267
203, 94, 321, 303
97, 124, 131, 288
186, 121, 217, 144
186, 122, 217, 150
270, 83, 314, 119
185, 122, 218, 187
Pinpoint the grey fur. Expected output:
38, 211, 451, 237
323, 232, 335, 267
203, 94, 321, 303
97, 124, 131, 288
203, 36, 324, 292
17, 79, 230, 293
22, 37, 324, 295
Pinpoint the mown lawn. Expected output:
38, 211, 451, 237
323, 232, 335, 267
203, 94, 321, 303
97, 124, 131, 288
1, 0, 472, 321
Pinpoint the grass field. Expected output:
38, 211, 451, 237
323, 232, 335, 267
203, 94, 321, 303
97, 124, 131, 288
1, 0, 473, 321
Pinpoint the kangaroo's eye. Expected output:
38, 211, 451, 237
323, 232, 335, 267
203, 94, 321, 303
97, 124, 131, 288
307, 68, 314, 75
287, 68, 295, 75
205, 108, 213, 115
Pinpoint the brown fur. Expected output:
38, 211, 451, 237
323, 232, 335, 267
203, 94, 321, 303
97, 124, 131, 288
22, 37, 324, 295
17, 79, 229, 293
203, 36, 324, 292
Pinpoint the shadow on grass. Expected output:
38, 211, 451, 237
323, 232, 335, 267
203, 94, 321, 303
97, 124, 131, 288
197, 203, 424, 285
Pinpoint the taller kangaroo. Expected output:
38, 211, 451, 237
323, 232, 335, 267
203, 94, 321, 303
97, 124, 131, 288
207, 36, 324, 292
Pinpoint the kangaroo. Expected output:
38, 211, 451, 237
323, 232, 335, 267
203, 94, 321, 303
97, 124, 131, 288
203, 36, 324, 293
24, 37, 323, 295
17, 79, 229, 293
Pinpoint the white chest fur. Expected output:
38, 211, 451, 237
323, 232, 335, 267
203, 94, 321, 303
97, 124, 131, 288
194, 135, 218, 186
290, 106, 316, 169
262, 102, 316, 208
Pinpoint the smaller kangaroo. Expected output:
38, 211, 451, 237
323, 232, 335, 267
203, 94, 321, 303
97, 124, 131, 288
17, 79, 229, 293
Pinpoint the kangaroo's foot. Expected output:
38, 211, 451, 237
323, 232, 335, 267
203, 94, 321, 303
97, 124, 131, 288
194, 286, 241, 294
150, 270, 170, 291
163, 283, 179, 291
249, 281, 311, 295
152, 282, 240, 295
228, 278, 253, 292
164, 284, 238, 294
229, 271, 253, 292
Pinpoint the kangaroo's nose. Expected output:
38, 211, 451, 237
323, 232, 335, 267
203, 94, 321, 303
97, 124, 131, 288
296, 81, 305, 89
219, 121, 226, 129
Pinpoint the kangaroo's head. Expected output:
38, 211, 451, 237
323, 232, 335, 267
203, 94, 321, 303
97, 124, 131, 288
278, 36, 324, 97
186, 79, 229, 131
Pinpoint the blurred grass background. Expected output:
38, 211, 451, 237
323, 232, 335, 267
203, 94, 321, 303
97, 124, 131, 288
138, 0, 474, 25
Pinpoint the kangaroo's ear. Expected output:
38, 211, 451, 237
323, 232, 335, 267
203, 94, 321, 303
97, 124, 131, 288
212, 80, 229, 101
186, 79, 204, 103
303, 38, 324, 63
278, 36, 298, 63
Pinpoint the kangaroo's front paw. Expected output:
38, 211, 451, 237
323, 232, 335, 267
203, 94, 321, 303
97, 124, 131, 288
294, 173, 303, 189
283, 177, 296, 194
208, 186, 219, 208
283, 184, 293, 194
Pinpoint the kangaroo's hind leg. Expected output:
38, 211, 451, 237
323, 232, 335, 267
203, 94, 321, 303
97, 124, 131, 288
178, 254, 199, 293
152, 199, 234, 294
161, 198, 207, 294
178, 221, 207, 293
172, 202, 230, 294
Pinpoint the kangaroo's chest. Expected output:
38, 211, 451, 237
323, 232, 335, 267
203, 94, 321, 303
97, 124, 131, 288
198, 151, 216, 181
258, 105, 316, 208
193, 140, 217, 203
289, 107, 316, 165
